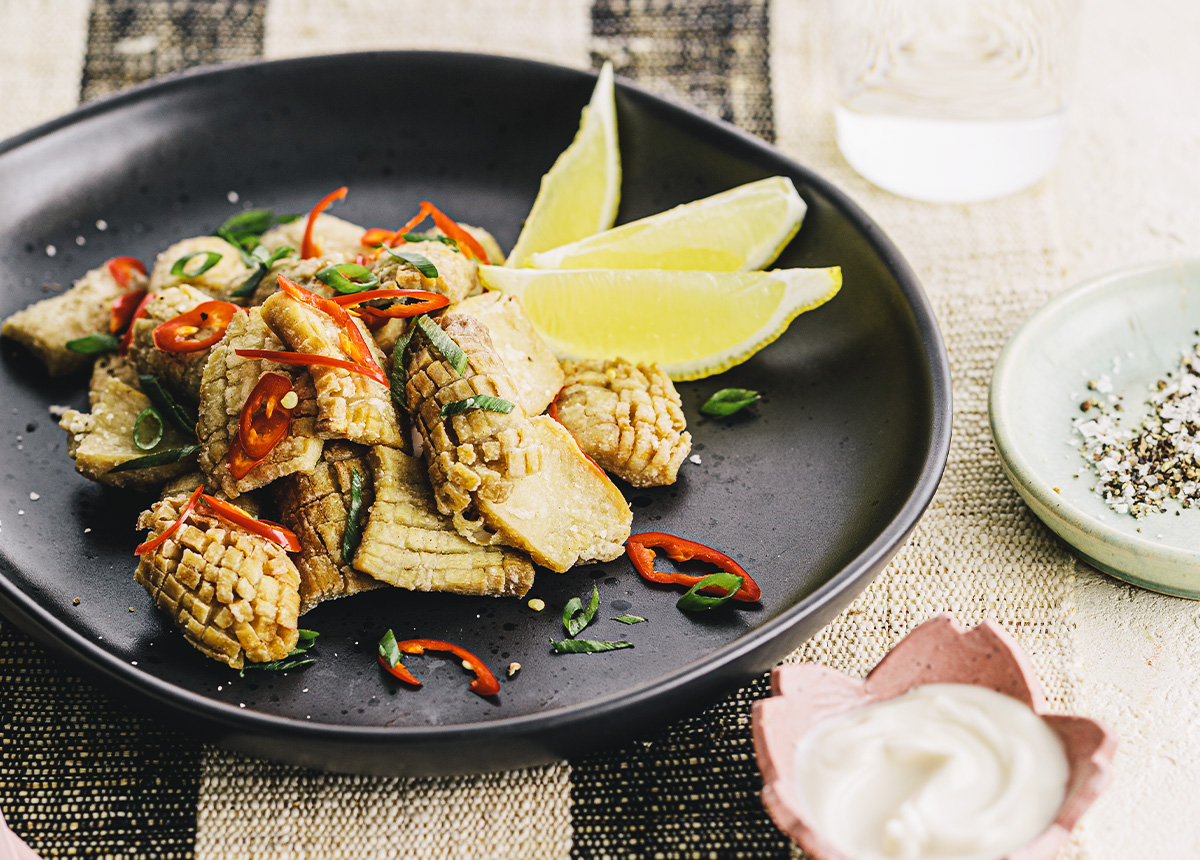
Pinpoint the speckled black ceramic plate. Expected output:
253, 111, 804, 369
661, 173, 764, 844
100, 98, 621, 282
0, 52, 950, 776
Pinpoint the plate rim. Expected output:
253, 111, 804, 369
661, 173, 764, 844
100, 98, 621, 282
0, 50, 952, 759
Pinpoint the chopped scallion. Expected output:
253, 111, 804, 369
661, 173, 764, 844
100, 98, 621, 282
415, 315, 467, 376
439, 395, 515, 418
378, 245, 440, 278
341, 467, 364, 563
170, 251, 223, 278
700, 388, 761, 417
562, 586, 600, 638
316, 262, 380, 294
106, 444, 200, 473
65, 333, 120, 355
138, 374, 197, 439
676, 572, 743, 611
612, 615, 646, 625
550, 639, 633, 654
133, 407, 164, 451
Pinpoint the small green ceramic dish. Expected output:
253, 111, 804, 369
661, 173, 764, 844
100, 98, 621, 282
990, 260, 1200, 598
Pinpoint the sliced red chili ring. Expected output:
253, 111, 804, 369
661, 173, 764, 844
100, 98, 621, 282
152, 300, 240, 353
331, 289, 449, 317
225, 436, 263, 481
275, 275, 387, 384
386, 202, 434, 247
423, 201, 490, 264
234, 348, 389, 387
110, 288, 148, 334
106, 255, 147, 289
360, 227, 396, 247
300, 186, 348, 259
119, 290, 156, 354
393, 638, 501, 697
376, 653, 422, 686
625, 532, 761, 602
199, 493, 301, 553
135, 484, 203, 556
237, 372, 295, 460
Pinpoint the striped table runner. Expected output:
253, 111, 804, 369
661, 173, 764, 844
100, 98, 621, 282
1, 1, 1087, 857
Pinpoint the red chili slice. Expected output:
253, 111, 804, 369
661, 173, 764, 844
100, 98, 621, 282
376, 653, 421, 686
152, 300, 240, 353
237, 372, 295, 460
625, 532, 761, 602
386, 202, 434, 247
275, 275, 388, 385
388, 638, 500, 697
301, 186, 348, 259
135, 485, 203, 556
110, 288, 148, 334
423, 201, 490, 264
360, 227, 396, 247
234, 348, 389, 387
199, 494, 301, 553
106, 255, 147, 289
225, 436, 263, 481
119, 290, 156, 354
331, 289, 449, 317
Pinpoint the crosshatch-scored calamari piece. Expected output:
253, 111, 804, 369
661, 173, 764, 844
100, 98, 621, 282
1, 261, 136, 376
197, 307, 323, 498
453, 292, 564, 416
556, 358, 691, 487
405, 313, 631, 571
261, 290, 404, 447
354, 445, 535, 596
128, 285, 218, 403
58, 377, 195, 491
274, 442, 385, 614
135, 493, 301, 670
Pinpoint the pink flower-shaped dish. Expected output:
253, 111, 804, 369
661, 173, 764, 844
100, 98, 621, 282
752, 614, 1117, 860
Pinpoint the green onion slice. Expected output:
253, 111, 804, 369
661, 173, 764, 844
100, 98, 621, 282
439, 395, 515, 419
170, 251, 223, 279
133, 407, 164, 451
389, 332, 410, 407
240, 629, 319, 674
106, 444, 200, 473
378, 628, 403, 667
65, 333, 120, 355
401, 232, 459, 250
550, 639, 634, 654
415, 315, 467, 376
138, 374, 197, 439
229, 266, 267, 299
316, 263, 380, 294
341, 467, 365, 563
700, 388, 761, 417
378, 245, 440, 278
676, 572, 743, 611
562, 586, 600, 638
612, 615, 646, 625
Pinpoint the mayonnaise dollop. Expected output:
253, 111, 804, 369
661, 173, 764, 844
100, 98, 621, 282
792, 683, 1068, 860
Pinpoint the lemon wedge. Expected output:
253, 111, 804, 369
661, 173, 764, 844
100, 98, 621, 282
506, 62, 620, 268
527, 176, 807, 271
478, 265, 842, 380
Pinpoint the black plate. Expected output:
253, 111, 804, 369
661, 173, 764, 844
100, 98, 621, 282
0, 52, 950, 776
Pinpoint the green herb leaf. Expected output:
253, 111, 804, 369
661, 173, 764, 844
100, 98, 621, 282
389, 332, 410, 408
133, 407, 164, 451
378, 628, 403, 667
401, 231, 459, 249
612, 615, 646, 625
65, 333, 120, 355
700, 388, 761, 417
105, 444, 201, 473
170, 251, 223, 278
138, 374, 197, 439
550, 639, 634, 654
229, 266, 267, 299
676, 572, 743, 611
563, 586, 600, 638
341, 467, 365, 563
258, 245, 296, 267
378, 245, 440, 278
218, 209, 275, 238
229, 246, 297, 299
440, 395, 516, 419
316, 262, 380, 294
415, 315, 468, 376
240, 629, 320, 674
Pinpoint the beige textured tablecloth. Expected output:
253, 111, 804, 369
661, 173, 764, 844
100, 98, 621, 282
2, 1, 1199, 858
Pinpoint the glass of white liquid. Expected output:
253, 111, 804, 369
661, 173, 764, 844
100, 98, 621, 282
830, 0, 1080, 203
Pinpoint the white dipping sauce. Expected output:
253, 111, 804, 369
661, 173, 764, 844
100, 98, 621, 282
792, 684, 1069, 860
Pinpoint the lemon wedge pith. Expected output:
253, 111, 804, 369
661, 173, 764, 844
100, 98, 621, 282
526, 176, 807, 272
478, 266, 842, 381
505, 62, 620, 268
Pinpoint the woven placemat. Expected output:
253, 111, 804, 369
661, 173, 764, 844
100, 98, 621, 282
0, 2, 1084, 858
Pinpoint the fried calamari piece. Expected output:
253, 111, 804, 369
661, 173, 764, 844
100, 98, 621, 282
405, 314, 630, 571
453, 292, 563, 416
557, 359, 691, 487
197, 307, 324, 498
354, 445, 535, 596
259, 213, 374, 260
148, 236, 257, 298
89, 352, 140, 407
58, 377, 195, 490
1, 262, 140, 376
135, 493, 301, 669
374, 240, 482, 305
127, 285, 217, 403
249, 254, 342, 306
261, 290, 404, 447
273, 442, 384, 614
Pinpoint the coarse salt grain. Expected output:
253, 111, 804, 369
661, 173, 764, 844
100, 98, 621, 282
45, 245, 56, 257
96, 219, 108, 231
